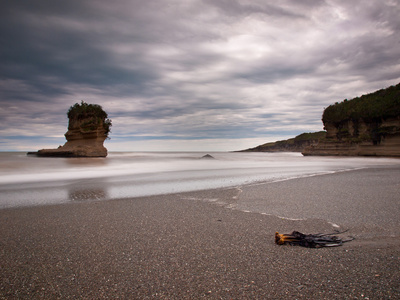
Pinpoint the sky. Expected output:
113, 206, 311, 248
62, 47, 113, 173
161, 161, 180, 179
1, 0, 399, 152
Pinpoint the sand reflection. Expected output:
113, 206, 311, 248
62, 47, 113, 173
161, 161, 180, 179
69, 187, 108, 202
65, 157, 108, 167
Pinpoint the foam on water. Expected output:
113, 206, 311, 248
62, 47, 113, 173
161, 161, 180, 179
0, 151, 399, 209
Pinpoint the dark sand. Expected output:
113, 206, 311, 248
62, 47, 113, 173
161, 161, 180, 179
1, 167, 399, 299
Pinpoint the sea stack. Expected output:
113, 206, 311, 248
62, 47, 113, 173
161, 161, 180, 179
30, 101, 112, 157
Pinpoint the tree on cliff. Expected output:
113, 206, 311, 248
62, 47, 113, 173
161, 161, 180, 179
322, 83, 400, 124
67, 101, 112, 137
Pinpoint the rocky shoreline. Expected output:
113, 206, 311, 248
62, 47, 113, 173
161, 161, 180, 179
302, 134, 400, 156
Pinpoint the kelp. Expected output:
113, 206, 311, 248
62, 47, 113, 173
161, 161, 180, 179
275, 230, 354, 248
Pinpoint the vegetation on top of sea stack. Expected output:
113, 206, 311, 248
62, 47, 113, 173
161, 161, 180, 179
322, 83, 400, 124
67, 101, 112, 136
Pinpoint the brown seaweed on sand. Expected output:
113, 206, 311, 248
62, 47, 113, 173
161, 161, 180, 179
275, 230, 354, 248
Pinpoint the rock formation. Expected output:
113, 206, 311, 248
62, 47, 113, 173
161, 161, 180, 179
303, 84, 400, 157
201, 154, 215, 159
29, 101, 112, 157
302, 117, 400, 156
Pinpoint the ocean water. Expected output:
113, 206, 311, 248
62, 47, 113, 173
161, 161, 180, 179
0, 151, 399, 209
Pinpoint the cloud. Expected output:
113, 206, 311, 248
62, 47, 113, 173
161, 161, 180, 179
0, 0, 399, 151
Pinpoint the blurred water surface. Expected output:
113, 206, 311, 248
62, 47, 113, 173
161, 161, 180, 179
0, 151, 399, 209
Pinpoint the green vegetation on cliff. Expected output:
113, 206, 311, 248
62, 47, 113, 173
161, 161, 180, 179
322, 83, 400, 124
241, 131, 326, 152
67, 101, 112, 136
292, 131, 327, 142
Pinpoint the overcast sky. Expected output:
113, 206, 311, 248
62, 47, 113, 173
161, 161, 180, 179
1, 0, 399, 152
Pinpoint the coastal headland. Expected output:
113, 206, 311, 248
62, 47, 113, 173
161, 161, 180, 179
239, 131, 326, 153
240, 83, 400, 157
1, 166, 399, 299
303, 83, 400, 157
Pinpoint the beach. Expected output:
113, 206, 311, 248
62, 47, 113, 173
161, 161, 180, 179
1, 166, 399, 299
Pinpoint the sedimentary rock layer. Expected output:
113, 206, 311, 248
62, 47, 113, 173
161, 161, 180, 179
29, 102, 110, 157
303, 117, 400, 157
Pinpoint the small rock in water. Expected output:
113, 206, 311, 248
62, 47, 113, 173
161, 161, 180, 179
201, 154, 215, 159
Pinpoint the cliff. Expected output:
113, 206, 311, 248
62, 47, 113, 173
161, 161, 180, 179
303, 83, 400, 157
240, 131, 326, 152
29, 101, 112, 157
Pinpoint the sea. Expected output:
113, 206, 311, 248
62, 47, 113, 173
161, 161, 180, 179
1, 151, 399, 211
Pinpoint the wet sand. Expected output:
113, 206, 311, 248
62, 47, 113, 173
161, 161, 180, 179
1, 167, 399, 299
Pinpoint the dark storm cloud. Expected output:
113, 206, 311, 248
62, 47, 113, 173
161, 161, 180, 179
0, 0, 399, 151
203, 0, 305, 19
0, 1, 155, 96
